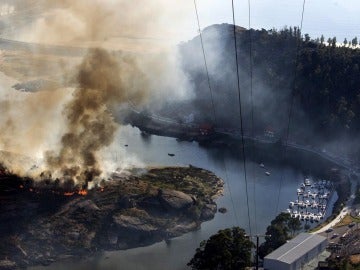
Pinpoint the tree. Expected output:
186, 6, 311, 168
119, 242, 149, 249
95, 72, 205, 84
188, 227, 254, 270
327, 37, 332, 46
344, 38, 348, 47
332, 37, 337, 47
258, 213, 302, 259
320, 34, 325, 45
288, 216, 302, 236
352, 37, 358, 47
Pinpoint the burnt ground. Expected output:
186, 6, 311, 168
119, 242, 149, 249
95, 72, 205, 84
0, 166, 223, 269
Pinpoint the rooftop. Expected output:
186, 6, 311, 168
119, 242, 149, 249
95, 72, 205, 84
264, 233, 327, 264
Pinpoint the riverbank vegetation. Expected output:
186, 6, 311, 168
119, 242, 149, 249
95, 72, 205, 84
188, 227, 253, 270
258, 212, 302, 259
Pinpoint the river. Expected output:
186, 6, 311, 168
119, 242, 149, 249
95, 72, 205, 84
30, 125, 335, 270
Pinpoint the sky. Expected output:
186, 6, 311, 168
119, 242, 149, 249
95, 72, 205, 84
182, 0, 360, 44
0, 1, 359, 47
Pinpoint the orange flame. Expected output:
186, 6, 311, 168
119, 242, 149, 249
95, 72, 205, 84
64, 192, 75, 196
77, 190, 87, 196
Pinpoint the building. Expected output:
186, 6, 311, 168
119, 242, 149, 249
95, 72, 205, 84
264, 233, 328, 270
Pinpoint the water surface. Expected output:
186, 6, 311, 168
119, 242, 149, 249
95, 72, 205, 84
30, 126, 323, 270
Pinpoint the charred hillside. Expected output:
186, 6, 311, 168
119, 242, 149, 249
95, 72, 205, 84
157, 24, 360, 159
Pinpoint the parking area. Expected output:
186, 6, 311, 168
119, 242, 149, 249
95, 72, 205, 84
318, 222, 358, 244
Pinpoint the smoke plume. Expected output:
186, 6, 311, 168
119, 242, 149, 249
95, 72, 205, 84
0, 0, 195, 184
45, 48, 146, 185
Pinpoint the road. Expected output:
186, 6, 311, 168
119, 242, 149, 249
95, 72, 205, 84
314, 189, 356, 234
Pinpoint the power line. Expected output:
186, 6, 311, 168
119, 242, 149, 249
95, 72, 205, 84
193, 0, 217, 125
247, 0, 258, 235
193, 0, 239, 227
275, 0, 306, 214
231, 0, 252, 236
223, 159, 240, 226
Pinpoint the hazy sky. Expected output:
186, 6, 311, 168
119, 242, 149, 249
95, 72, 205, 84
184, 0, 360, 43
1, 1, 359, 46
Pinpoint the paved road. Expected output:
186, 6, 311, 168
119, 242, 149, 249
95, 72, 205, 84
314, 194, 355, 234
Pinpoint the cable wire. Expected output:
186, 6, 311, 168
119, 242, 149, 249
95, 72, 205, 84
193, 0, 239, 227
231, 0, 252, 236
193, 0, 217, 125
275, 0, 306, 214
223, 158, 241, 226
247, 0, 258, 235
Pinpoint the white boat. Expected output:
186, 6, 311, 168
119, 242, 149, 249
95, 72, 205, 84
259, 163, 265, 168
311, 202, 318, 209
265, 171, 270, 176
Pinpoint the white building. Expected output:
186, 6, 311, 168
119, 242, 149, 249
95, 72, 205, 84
264, 233, 327, 270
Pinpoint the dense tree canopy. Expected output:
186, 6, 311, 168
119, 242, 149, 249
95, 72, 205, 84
188, 227, 254, 270
177, 24, 360, 160
258, 212, 302, 259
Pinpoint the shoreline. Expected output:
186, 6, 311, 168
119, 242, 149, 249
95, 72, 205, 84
125, 115, 358, 233
0, 165, 224, 269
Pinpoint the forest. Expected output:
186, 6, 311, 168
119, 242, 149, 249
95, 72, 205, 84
172, 23, 360, 160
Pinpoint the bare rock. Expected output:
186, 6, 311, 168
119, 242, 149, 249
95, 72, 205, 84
200, 203, 217, 220
158, 189, 194, 210
76, 200, 100, 211
113, 214, 157, 233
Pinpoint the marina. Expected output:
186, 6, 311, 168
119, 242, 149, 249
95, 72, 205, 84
288, 178, 334, 223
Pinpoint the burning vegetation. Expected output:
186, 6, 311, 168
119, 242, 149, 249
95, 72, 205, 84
0, 165, 223, 269
44, 48, 146, 187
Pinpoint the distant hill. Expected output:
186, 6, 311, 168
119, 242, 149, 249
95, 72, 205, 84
160, 23, 360, 158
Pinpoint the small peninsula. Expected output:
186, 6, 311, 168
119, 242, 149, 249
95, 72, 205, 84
0, 166, 224, 269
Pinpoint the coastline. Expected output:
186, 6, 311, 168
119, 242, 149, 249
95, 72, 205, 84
0, 165, 224, 269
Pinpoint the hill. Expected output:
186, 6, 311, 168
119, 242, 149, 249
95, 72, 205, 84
158, 23, 360, 160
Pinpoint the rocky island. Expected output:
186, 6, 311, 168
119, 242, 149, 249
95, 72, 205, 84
0, 166, 224, 269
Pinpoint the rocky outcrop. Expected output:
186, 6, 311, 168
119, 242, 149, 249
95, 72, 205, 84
158, 189, 194, 210
113, 214, 157, 233
0, 166, 224, 268
200, 203, 217, 221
